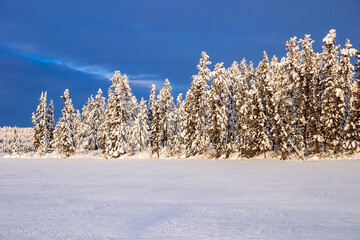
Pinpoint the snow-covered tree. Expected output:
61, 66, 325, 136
269, 56, 291, 159
83, 89, 106, 151
73, 110, 82, 150
156, 79, 174, 149
209, 62, 229, 158
32, 111, 40, 152
10, 127, 20, 155
133, 97, 149, 152
169, 93, 183, 156
32, 91, 49, 155
234, 59, 252, 152
298, 34, 320, 155
256, 51, 275, 150
147, 84, 156, 147
53, 89, 76, 157
224, 61, 240, 156
320, 29, 343, 153
344, 44, 360, 151
128, 96, 139, 155
183, 51, 211, 157
46, 99, 55, 150
242, 74, 271, 157
102, 71, 134, 158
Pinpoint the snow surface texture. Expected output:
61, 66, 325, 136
0, 157, 359, 239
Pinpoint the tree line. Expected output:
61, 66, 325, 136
31, 29, 360, 159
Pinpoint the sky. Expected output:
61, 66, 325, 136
0, 0, 359, 127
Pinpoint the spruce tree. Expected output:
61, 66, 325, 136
46, 99, 55, 150
299, 34, 320, 155
11, 127, 20, 155
183, 51, 211, 157
147, 84, 156, 147
169, 93, 183, 156
33, 91, 49, 155
320, 29, 342, 153
234, 59, 251, 153
53, 89, 76, 157
103, 71, 134, 158
344, 44, 360, 151
256, 51, 275, 150
156, 79, 174, 149
209, 62, 228, 158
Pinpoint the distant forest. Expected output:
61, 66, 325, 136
4, 29, 360, 160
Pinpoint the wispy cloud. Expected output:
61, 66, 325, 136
3, 41, 164, 88
15, 51, 114, 79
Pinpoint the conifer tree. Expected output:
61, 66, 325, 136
225, 61, 241, 156
147, 84, 156, 147
32, 111, 40, 152
183, 51, 211, 157
256, 51, 275, 150
136, 97, 149, 151
235, 59, 251, 152
156, 79, 174, 149
242, 76, 271, 157
102, 71, 134, 158
269, 56, 290, 159
339, 40, 357, 151
169, 93, 183, 156
73, 110, 82, 150
320, 29, 342, 153
344, 44, 360, 151
92, 88, 106, 150
209, 62, 228, 158
11, 127, 20, 155
82, 94, 96, 150
128, 97, 139, 155
33, 91, 49, 155
46, 99, 55, 150
53, 89, 76, 157
299, 34, 320, 155
151, 96, 161, 158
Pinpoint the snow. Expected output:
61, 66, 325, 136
0, 156, 359, 239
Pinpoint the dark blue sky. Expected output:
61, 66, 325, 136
0, 0, 359, 127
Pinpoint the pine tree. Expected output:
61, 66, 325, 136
11, 127, 20, 155
156, 79, 174, 149
53, 89, 76, 157
224, 61, 240, 157
284, 37, 304, 155
82, 94, 96, 150
234, 59, 251, 153
242, 76, 271, 157
73, 110, 82, 150
46, 99, 55, 150
299, 34, 320, 155
137, 97, 149, 151
151, 95, 161, 158
209, 62, 229, 158
256, 51, 275, 150
102, 71, 134, 158
183, 51, 211, 157
147, 84, 156, 147
32, 111, 40, 152
320, 29, 342, 153
128, 96, 139, 155
344, 44, 360, 151
33, 91, 49, 155
91, 88, 107, 151
269, 56, 291, 159
169, 93, 183, 156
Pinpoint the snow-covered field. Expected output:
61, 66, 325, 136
0, 156, 359, 239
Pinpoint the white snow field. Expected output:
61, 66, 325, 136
0, 157, 359, 239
